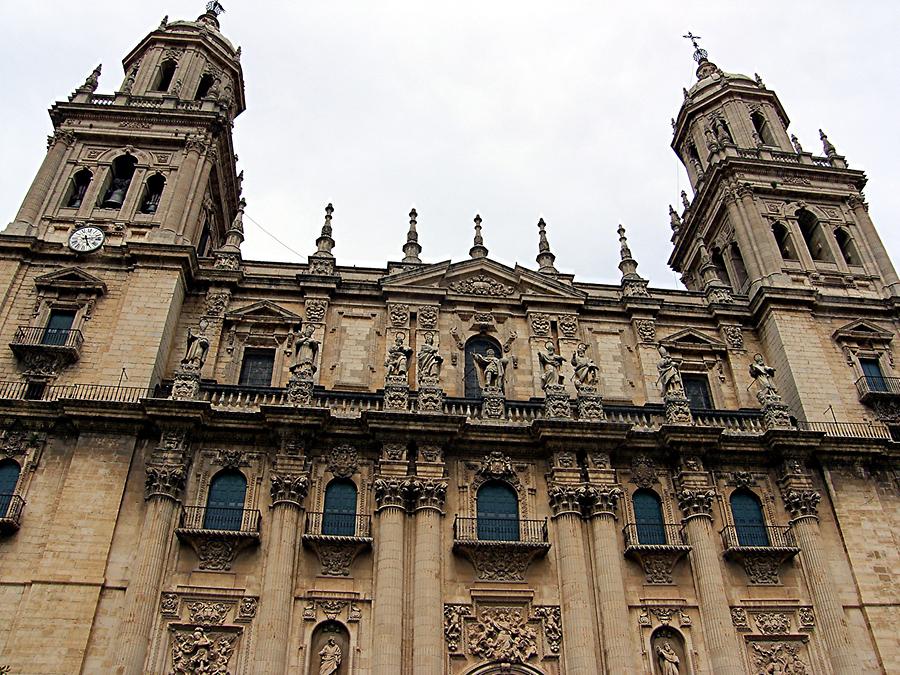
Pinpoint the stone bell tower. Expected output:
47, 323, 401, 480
6, 2, 245, 253
668, 36, 900, 302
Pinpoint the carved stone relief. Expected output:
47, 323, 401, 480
170, 626, 237, 675
450, 274, 514, 296
750, 642, 810, 675
305, 299, 328, 323
754, 612, 790, 635
467, 608, 538, 664
187, 601, 230, 626
327, 445, 358, 478
530, 313, 551, 337
418, 305, 439, 329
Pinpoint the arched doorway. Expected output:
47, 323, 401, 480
476, 480, 519, 541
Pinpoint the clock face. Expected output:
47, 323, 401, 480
68, 226, 105, 253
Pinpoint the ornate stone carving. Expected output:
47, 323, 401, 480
197, 538, 239, 571
171, 370, 201, 401
418, 305, 439, 329
481, 387, 506, 419
723, 325, 744, 350
585, 485, 623, 518
630, 455, 658, 488
503, 330, 518, 353
741, 552, 783, 585
187, 601, 230, 626
213, 252, 240, 271
732, 471, 755, 488
538, 341, 565, 390
374, 477, 410, 510
473, 349, 509, 393
571, 342, 599, 388
216, 448, 247, 470
530, 313, 551, 336
305, 299, 328, 323
170, 626, 236, 675
755, 612, 790, 635
558, 314, 578, 337
145, 463, 187, 501
327, 445, 358, 478
417, 385, 444, 413
381, 443, 407, 462
676, 488, 715, 519
308, 257, 335, 276
637, 319, 656, 343
456, 544, 546, 582
384, 378, 410, 411
576, 387, 605, 420
416, 332, 443, 386
161, 592, 179, 617
286, 377, 314, 406
798, 607, 815, 629
467, 609, 537, 664
451, 274, 514, 297
306, 539, 367, 576
477, 451, 517, 483
443, 604, 471, 652
750, 642, 810, 675
409, 479, 448, 511
731, 607, 749, 629
238, 597, 258, 621
204, 289, 231, 317
782, 489, 821, 519
543, 384, 572, 419
641, 553, 681, 584
548, 483, 584, 517
533, 606, 562, 654
270, 472, 309, 506
388, 303, 409, 327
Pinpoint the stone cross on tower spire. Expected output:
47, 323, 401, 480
617, 223, 650, 298
402, 208, 422, 264
536, 218, 558, 275
469, 214, 488, 259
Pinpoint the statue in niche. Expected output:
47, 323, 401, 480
474, 348, 509, 393
291, 323, 320, 379
385, 333, 413, 377
656, 640, 681, 675
538, 341, 565, 390
319, 637, 342, 675
749, 353, 779, 396
570, 342, 599, 388
416, 332, 443, 385
656, 345, 685, 397
181, 319, 210, 372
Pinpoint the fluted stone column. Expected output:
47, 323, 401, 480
784, 488, 857, 675
255, 468, 309, 675
14, 129, 75, 227
372, 477, 409, 675
586, 486, 639, 675
548, 484, 600, 675
678, 488, 746, 675
116, 430, 191, 675
411, 479, 447, 675
162, 136, 206, 238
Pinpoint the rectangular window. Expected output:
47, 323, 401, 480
860, 357, 885, 392
682, 374, 713, 410
42, 309, 76, 346
238, 349, 275, 387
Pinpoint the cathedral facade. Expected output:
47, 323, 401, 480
0, 7, 897, 675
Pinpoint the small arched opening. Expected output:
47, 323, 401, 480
750, 110, 776, 146
322, 479, 358, 536
834, 227, 861, 267
771, 221, 798, 261
65, 168, 93, 208
728, 242, 749, 290
195, 73, 216, 100
797, 209, 834, 263
100, 154, 137, 209
464, 335, 503, 399
476, 480, 519, 541
140, 173, 166, 214
204, 469, 247, 531
730, 489, 769, 547
153, 59, 178, 92
710, 246, 731, 286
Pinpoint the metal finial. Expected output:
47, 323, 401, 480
469, 214, 488, 259
206, 1, 226, 16
536, 218, 557, 274
683, 32, 708, 63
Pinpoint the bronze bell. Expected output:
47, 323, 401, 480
102, 179, 128, 209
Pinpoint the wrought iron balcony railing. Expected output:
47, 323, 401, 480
721, 525, 798, 552
0, 494, 25, 534
855, 375, 900, 400
0, 380, 151, 403
796, 420, 891, 440
622, 522, 688, 550
453, 516, 548, 545
304, 511, 372, 539
11, 326, 84, 351
176, 505, 261, 535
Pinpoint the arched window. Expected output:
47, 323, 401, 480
771, 221, 798, 261
65, 169, 93, 208
477, 480, 519, 541
204, 470, 247, 531
751, 110, 775, 146
834, 227, 861, 267
633, 489, 666, 545
153, 59, 177, 92
0, 460, 21, 517
711, 247, 731, 286
464, 335, 503, 399
322, 479, 358, 536
730, 490, 768, 547
195, 73, 216, 100
715, 118, 734, 144
797, 209, 834, 263
140, 173, 166, 214
729, 242, 749, 290
101, 155, 138, 209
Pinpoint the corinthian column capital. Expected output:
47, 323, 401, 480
782, 489, 821, 521
374, 476, 411, 512
270, 472, 309, 507
145, 462, 187, 501
586, 485, 623, 518
408, 479, 447, 512
548, 483, 587, 518
676, 488, 715, 520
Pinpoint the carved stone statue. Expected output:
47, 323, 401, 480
749, 353, 779, 395
656, 640, 680, 675
570, 342, 599, 388
292, 323, 320, 379
656, 346, 684, 397
319, 637, 342, 675
538, 341, 565, 390
416, 332, 443, 385
473, 348, 509, 393
181, 319, 210, 372
385, 333, 413, 377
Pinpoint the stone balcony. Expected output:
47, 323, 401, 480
302, 511, 373, 577
721, 525, 800, 585
0, 494, 25, 535
9, 326, 84, 376
623, 522, 691, 585
452, 516, 550, 583
175, 505, 261, 572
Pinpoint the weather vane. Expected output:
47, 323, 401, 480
683, 32, 708, 63
206, 1, 226, 16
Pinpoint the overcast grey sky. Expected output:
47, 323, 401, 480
2, 1, 899, 288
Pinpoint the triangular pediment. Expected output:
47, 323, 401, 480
34, 267, 107, 294
662, 328, 726, 352
225, 300, 301, 323
381, 257, 585, 301
833, 319, 894, 344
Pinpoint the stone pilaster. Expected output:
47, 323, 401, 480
779, 459, 856, 675
255, 454, 309, 675
384, 375, 410, 411
410, 478, 447, 675
548, 483, 600, 675
575, 385, 605, 421
13, 129, 75, 229
116, 429, 191, 675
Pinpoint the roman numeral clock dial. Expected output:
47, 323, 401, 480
68, 226, 105, 253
